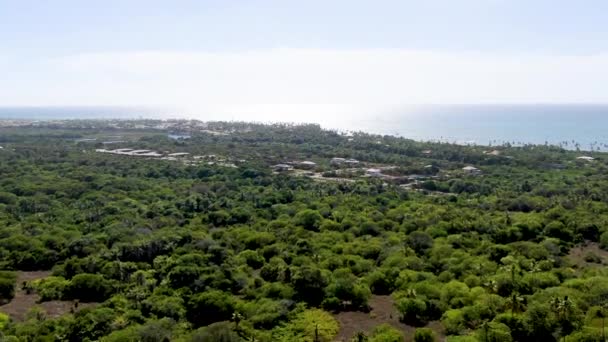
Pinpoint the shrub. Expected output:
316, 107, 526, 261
442, 309, 466, 335
187, 290, 235, 327
191, 321, 241, 342
272, 309, 339, 342
35, 276, 69, 301
369, 324, 404, 342
294, 209, 323, 231
0, 271, 17, 302
414, 328, 436, 342
66, 273, 113, 302
396, 297, 427, 325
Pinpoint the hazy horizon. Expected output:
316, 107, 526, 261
2, 1, 608, 123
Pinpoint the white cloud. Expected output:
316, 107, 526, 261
2, 48, 608, 125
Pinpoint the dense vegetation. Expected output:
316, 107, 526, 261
0, 121, 607, 341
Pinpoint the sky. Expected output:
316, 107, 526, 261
1, 0, 608, 123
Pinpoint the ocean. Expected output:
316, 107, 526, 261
337, 104, 608, 151
1, 105, 608, 151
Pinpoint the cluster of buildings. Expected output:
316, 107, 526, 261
273, 157, 363, 173
273, 160, 317, 172
94, 148, 241, 168
95, 148, 199, 160
462, 165, 482, 175
330, 157, 360, 166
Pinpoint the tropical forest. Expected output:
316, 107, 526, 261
0, 120, 607, 342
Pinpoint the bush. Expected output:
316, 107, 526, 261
475, 322, 512, 342
238, 250, 265, 269
191, 321, 241, 342
138, 318, 175, 342
565, 327, 604, 342
35, 276, 69, 301
407, 231, 434, 255
600, 231, 608, 250
0, 312, 9, 329
369, 324, 404, 342
66, 273, 113, 302
142, 295, 185, 320
414, 328, 436, 342
396, 297, 427, 325
442, 309, 466, 335
0, 271, 17, 302
272, 309, 339, 342
294, 209, 323, 231
187, 290, 235, 327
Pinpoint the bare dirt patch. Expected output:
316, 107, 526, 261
0, 271, 96, 321
568, 242, 608, 270
333, 295, 444, 342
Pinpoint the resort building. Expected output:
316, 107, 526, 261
366, 168, 383, 177
577, 156, 595, 161
273, 164, 293, 172
462, 166, 482, 175
298, 161, 317, 169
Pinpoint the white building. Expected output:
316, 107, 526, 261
331, 157, 359, 166
330, 157, 346, 165
273, 164, 293, 172
298, 161, 317, 169
366, 168, 382, 177
462, 166, 482, 175
577, 156, 595, 161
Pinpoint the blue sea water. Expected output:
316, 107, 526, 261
342, 104, 608, 151
1, 104, 608, 151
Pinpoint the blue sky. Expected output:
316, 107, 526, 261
1, 0, 608, 122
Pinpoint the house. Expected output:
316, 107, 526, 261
407, 174, 426, 181
331, 157, 359, 166
366, 168, 382, 177
462, 166, 482, 175
330, 157, 346, 165
298, 161, 317, 169
273, 164, 293, 172
168, 152, 190, 157
577, 156, 595, 161
485, 150, 501, 156
137, 152, 163, 157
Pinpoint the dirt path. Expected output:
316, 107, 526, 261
333, 295, 444, 342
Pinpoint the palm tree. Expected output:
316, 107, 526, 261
509, 293, 525, 318
551, 296, 575, 342
405, 288, 417, 298
232, 311, 243, 330
596, 304, 606, 341
597, 304, 607, 342
483, 279, 498, 293
351, 331, 368, 342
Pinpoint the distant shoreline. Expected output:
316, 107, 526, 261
2, 104, 608, 151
